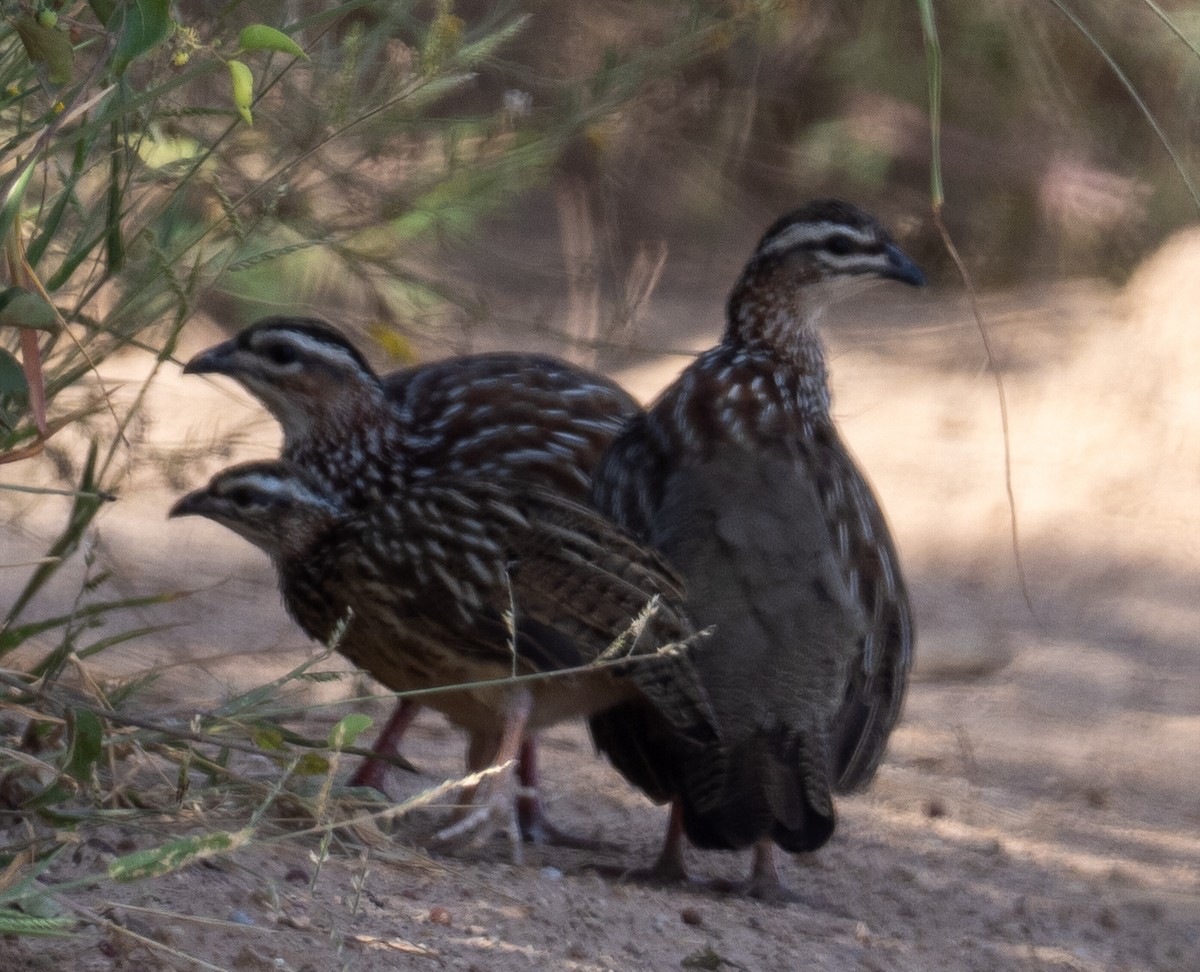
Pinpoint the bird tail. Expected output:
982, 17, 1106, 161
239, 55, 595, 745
678, 727, 836, 854
588, 628, 723, 806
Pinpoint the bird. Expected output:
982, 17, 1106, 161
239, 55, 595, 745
170, 458, 718, 858
178, 318, 706, 846
589, 199, 924, 898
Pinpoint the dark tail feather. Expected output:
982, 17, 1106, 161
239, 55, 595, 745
589, 702, 679, 804
678, 730, 836, 853
611, 649, 719, 749
590, 649, 723, 805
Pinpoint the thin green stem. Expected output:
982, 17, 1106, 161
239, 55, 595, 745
915, 0, 942, 209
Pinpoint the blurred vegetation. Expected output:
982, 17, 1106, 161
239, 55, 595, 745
1, 0, 1198, 941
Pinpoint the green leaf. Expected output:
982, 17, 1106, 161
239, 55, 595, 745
421, 10, 464, 75
681, 946, 727, 970
0, 907, 73, 938
454, 14, 528, 68
108, 828, 255, 882
0, 594, 177, 659
86, 0, 118, 28
112, 0, 174, 77
0, 156, 37, 245
294, 753, 330, 776
10, 886, 64, 921
0, 846, 66, 907
25, 179, 80, 270
328, 713, 373, 750
237, 24, 308, 60
63, 708, 104, 783
12, 15, 74, 86
21, 779, 71, 810
44, 225, 108, 292
252, 726, 286, 751
78, 622, 180, 660
0, 288, 59, 333
228, 60, 254, 125
0, 349, 28, 402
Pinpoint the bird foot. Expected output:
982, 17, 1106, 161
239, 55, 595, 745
430, 776, 525, 865
708, 842, 800, 903
636, 845, 692, 885
592, 840, 692, 887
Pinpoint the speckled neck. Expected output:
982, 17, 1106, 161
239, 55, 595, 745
724, 262, 832, 412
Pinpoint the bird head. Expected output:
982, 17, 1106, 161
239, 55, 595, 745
752, 200, 925, 286
182, 317, 386, 446
727, 200, 926, 349
168, 460, 342, 562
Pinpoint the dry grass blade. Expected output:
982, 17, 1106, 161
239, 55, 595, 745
930, 209, 1039, 626
68, 901, 237, 972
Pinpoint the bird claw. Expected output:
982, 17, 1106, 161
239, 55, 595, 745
431, 778, 525, 865
707, 843, 804, 903
592, 832, 693, 886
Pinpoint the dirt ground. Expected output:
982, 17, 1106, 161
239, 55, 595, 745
2, 230, 1199, 971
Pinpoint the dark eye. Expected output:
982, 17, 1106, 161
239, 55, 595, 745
228, 487, 255, 507
826, 234, 854, 256
266, 343, 297, 366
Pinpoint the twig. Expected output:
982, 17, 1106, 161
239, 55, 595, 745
930, 210, 1039, 627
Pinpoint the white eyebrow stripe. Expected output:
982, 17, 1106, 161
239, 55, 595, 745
224, 471, 332, 508
757, 221, 875, 259
230, 472, 294, 494
825, 253, 889, 272
251, 330, 362, 370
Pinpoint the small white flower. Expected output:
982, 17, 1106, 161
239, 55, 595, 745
503, 89, 532, 119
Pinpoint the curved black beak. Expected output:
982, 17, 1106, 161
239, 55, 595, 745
168, 490, 208, 519
883, 242, 927, 288
182, 339, 239, 377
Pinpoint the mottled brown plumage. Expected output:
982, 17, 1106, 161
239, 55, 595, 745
591, 199, 922, 896
169, 460, 717, 841
179, 320, 714, 848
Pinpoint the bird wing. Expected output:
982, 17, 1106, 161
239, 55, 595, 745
589, 412, 665, 540
799, 425, 914, 792
647, 448, 864, 850
387, 354, 638, 497
332, 478, 716, 744
592, 420, 865, 847
589, 414, 737, 800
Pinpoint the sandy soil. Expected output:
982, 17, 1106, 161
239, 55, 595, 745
2, 232, 1199, 971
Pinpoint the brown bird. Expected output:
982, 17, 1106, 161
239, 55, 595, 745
178, 319, 711, 847
181, 319, 639, 841
170, 458, 716, 854
590, 199, 923, 898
